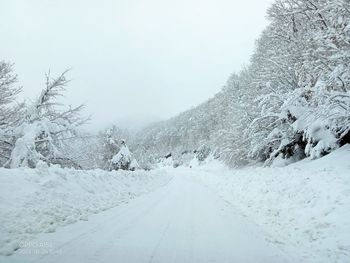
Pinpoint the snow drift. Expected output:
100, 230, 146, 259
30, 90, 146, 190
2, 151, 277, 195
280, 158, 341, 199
0, 164, 172, 256
189, 145, 350, 263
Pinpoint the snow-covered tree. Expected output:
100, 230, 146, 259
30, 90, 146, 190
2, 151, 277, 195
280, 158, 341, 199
8, 70, 87, 168
98, 125, 132, 170
0, 61, 23, 167
245, 0, 350, 164
196, 145, 211, 162
110, 140, 139, 171
132, 0, 349, 167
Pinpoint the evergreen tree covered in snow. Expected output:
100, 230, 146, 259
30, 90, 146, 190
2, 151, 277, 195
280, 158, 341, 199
110, 140, 139, 171
98, 125, 132, 170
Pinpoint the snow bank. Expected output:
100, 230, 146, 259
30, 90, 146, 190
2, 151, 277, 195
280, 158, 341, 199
190, 145, 350, 263
0, 164, 172, 256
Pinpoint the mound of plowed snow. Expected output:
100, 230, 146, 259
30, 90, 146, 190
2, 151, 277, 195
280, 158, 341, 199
0, 164, 172, 256
189, 145, 350, 263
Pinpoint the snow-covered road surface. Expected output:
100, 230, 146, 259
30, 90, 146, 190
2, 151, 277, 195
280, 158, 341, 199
3, 171, 290, 263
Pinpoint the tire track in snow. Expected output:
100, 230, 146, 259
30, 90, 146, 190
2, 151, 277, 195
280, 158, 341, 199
147, 221, 172, 263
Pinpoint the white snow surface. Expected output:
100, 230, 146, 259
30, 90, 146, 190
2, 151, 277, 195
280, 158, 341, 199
190, 145, 350, 263
0, 145, 349, 263
1, 167, 290, 263
0, 163, 172, 256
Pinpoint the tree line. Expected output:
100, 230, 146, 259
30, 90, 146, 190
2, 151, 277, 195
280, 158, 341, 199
1, 0, 349, 170
133, 0, 350, 167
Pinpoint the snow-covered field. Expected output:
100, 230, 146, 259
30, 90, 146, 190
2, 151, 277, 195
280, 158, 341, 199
188, 145, 350, 263
0, 163, 172, 256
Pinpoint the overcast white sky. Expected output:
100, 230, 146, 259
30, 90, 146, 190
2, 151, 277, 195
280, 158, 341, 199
0, 0, 273, 130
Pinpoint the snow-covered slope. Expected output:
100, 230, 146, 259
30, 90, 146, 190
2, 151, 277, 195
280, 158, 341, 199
0, 163, 172, 256
188, 145, 350, 263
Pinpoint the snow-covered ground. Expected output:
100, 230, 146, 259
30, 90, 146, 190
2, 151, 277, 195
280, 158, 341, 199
0, 146, 349, 263
188, 145, 350, 263
1, 168, 291, 263
0, 163, 172, 256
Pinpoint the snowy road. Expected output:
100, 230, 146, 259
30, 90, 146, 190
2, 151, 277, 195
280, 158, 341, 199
4, 171, 290, 263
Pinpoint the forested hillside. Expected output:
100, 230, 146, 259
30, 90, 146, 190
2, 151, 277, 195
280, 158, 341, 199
134, 0, 350, 167
0, 0, 349, 170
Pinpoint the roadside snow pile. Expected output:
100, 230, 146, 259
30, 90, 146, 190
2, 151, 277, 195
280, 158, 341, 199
191, 145, 350, 263
0, 164, 172, 256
